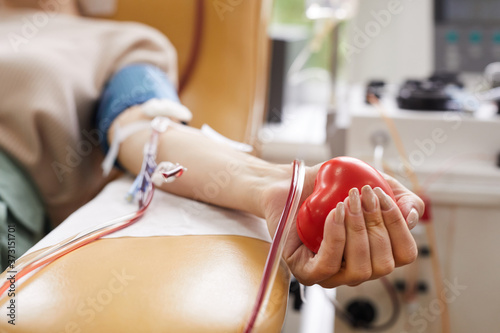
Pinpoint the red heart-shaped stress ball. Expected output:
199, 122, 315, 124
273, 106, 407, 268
297, 156, 396, 253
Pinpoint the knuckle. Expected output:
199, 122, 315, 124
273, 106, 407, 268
324, 262, 342, 276
373, 258, 395, 278
346, 266, 372, 285
359, 268, 372, 281
320, 280, 341, 289
311, 261, 342, 281
291, 262, 331, 286
384, 212, 404, 228
293, 272, 315, 286
367, 229, 389, 249
395, 243, 418, 266
348, 220, 367, 234
300, 278, 316, 287
331, 232, 346, 244
365, 215, 384, 228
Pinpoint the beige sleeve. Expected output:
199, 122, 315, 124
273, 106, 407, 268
99, 20, 179, 87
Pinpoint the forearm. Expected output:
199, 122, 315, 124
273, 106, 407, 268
109, 107, 290, 218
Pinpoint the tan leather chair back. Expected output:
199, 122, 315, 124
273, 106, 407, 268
110, 0, 272, 145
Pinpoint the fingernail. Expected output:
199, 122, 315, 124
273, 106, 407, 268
349, 188, 361, 214
361, 185, 377, 212
336, 202, 345, 223
407, 208, 419, 229
374, 187, 393, 211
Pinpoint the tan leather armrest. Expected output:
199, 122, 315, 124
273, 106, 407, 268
0, 235, 289, 333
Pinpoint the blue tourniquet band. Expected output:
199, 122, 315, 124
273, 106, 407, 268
95, 64, 179, 154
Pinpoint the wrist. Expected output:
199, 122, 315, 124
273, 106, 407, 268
254, 162, 293, 219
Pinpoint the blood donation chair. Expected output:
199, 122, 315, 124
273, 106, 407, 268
111, 0, 271, 145
0, 1, 292, 332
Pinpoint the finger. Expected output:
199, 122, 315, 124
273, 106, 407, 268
302, 202, 346, 283
383, 175, 425, 229
395, 192, 424, 230
406, 207, 420, 230
361, 185, 395, 279
317, 189, 372, 288
374, 187, 418, 267
341, 188, 372, 286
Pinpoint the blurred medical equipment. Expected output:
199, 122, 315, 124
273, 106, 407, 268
331, 78, 500, 333
481, 62, 500, 114
434, 0, 500, 73
396, 73, 465, 112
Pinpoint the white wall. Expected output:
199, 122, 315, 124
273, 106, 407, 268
338, 0, 434, 84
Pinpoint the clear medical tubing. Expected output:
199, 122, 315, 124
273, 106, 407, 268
243, 160, 305, 333
0, 189, 154, 298
0, 118, 180, 299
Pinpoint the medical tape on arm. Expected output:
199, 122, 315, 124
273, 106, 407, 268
101, 97, 194, 177
101, 121, 151, 176
102, 98, 192, 177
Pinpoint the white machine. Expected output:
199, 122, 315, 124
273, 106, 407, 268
333, 84, 500, 333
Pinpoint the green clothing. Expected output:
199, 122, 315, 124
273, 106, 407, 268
0, 151, 46, 270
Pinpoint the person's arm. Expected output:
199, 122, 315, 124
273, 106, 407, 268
109, 105, 286, 218
110, 106, 424, 288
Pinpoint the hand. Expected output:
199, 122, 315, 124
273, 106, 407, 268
262, 163, 424, 288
